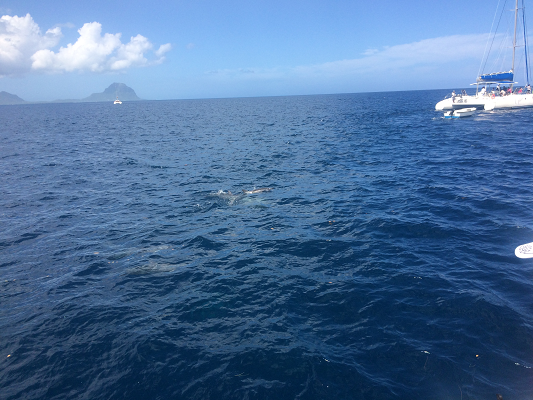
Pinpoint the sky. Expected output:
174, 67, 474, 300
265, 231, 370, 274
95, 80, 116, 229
0, 0, 529, 101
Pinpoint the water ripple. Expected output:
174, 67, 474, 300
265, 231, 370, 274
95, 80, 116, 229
1, 92, 532, 399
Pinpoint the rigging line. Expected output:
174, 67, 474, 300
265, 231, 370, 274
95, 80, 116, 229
522, 0, 530, 84
512, 0, 518, 73
480, 0, 507, 77
493, 18, 512, 72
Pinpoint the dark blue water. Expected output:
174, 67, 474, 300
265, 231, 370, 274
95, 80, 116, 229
1, 90, 532, 400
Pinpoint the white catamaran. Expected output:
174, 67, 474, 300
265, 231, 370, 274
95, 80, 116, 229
436, 0, 533, 112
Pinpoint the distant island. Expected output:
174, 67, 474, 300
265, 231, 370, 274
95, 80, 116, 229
81, 83, 141, 102
0, 91, 27, 105
0, 83, 141, 105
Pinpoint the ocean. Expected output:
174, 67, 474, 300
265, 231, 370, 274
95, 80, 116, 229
1, 90, 532, 399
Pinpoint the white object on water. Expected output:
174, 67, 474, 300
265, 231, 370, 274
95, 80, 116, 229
242, 187, 272, 194
443, 107, 476, 118
452, 107, 476, 117
515, 242, 533, 258
114, 96, 122, 104
484, 102, 495, 111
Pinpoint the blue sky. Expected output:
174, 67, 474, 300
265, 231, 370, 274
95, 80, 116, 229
0, 0, 528, 101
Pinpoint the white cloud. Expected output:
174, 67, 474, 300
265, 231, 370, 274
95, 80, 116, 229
155, 43, 172, 58
31, 21, 172, 72
362, 48, 379, 56
0, 14, 62, 76
293, 34, 488, 78
31, 22, 122, 72
54, 22, 75, 29
205, 34, 491, 90
0, 13, 171, 76
110, 34, 153, 70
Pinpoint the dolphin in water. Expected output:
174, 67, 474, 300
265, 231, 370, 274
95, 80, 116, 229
210, 188, 272, 206
242, 187, 272, 194
210, 190, 246, 205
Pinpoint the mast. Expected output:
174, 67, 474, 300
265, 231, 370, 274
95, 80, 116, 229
523, 0, 530, 84
512, 0, 519, 88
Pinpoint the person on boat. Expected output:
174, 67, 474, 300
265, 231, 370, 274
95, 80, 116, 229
518, 87, 523, 94
461, 89, 466, 97
452, 90, 456, 102
527, 84, 531, 93
496, 84, 501, 92
480, 86, 486, 96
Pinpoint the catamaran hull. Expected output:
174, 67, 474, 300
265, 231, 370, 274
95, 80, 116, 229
435, 97, 488, 111
436, 94, 533, 111
484, 94, 533, 110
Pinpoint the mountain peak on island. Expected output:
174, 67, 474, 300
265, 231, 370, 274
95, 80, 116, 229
0, 91, 27, 105
82, 83, 141, 102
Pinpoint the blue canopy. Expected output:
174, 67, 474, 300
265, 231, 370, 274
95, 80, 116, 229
478, 70, 514, 82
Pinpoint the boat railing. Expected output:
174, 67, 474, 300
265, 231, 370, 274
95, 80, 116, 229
512, 87, 530, 94
443, 93, 471, 100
